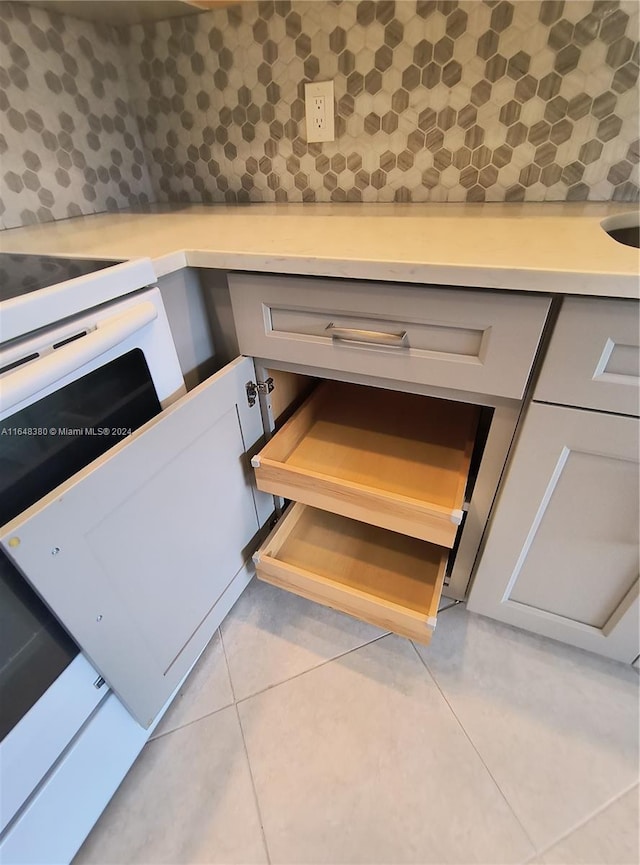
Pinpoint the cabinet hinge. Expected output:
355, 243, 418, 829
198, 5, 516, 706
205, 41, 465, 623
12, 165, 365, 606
246, 377, 274, 407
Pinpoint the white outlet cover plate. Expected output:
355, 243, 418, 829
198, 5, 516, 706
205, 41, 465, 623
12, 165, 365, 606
305, 81, 335, 143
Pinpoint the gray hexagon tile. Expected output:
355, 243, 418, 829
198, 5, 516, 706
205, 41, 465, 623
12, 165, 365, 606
122, 0, 639, 204
1, 0, 639, 226
0, 1, 152, 229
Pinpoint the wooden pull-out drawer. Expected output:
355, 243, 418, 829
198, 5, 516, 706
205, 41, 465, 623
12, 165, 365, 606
229, 274, 551, 399
255, 503, 448, 644
252, 381, 479, 548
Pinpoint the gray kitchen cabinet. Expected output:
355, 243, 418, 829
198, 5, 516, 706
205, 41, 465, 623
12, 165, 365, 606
534, 296, 640, 417
468, 296, 640, 663
467, 402, 639, 662
4, 272, 632, 745
228, 272, 553, 628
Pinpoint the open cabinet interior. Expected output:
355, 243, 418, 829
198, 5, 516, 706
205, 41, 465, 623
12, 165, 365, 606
254, 372, 492, 643
157, 268, 242, 391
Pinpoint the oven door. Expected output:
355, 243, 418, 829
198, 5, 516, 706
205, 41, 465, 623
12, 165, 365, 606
0, 651, 107, 835
1, 286, 185, 416
1, 355, 271, 728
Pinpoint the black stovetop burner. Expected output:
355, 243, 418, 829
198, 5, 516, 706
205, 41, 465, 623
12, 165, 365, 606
0, 253, 123, 303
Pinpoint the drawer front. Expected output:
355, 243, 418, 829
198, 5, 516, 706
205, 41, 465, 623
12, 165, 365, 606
535, 297, 640, 416
254, 503, 448, 645
229, 275, 551, 399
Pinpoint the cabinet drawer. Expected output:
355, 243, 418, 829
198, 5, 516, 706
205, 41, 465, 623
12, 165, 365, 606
255, 503, 448, 644
252, 381, 479, 548
229, 274, 551, 399
535, 297, 640, 416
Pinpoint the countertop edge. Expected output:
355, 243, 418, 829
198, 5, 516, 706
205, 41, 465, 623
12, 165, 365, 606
182, 249, 639, 298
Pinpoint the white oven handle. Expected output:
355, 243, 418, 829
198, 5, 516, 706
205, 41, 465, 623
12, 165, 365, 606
0, 302, 158, 413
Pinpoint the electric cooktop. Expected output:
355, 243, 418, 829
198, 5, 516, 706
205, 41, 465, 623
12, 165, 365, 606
0, 253, 124, 303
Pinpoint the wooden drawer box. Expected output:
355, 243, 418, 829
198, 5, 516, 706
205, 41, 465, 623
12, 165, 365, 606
534, 297, 640, 416
254, 503, 448, 644
251, 381, 479, 548
228, 274, 551, 399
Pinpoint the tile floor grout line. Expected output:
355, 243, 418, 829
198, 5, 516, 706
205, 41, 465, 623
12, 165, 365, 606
234, 702, 273, 865
219, 625, 239, 704
409, 640, 539, 857
151, 630, 390, 741
233, 631, 391, 707
150, 629, 237, 743
148, 699, 236, 742
520, 780, 640, 865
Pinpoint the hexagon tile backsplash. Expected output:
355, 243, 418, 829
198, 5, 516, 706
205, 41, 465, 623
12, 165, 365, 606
0, 1, 153, 230
123, 0, 639, 204
1, 0, 639, 229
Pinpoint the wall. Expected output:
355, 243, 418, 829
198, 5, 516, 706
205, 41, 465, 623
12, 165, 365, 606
1, 0, 638, 230
0, 1, 153, 230
124, 0, 640, 203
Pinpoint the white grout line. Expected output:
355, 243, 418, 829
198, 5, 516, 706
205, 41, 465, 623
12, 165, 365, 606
233, 630, 392, 706
521, 780, 640, 865
410, 640, 539, 858
149, 629, 235, 742
147, 701, 234, 742
219, 625, 238, 704
150, 629, 392, 740
235, 703, 273, 865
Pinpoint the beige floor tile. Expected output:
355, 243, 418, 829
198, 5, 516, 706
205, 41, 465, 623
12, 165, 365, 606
532, 785, 640, 865
238, 634, 535, 865
151, 630, 234, 739
415, 607, 640, 852
74, 706, 268, 865
221, 577, 387, 700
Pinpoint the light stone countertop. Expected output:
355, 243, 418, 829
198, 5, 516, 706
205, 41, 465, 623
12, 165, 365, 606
1, 202, 638, 298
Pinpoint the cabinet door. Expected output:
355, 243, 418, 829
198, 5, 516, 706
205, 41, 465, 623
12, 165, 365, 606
468, 403, 639, 663
0, 356, 266, 727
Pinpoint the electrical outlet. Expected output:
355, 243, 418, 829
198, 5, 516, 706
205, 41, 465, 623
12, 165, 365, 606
304, 81, 335, 143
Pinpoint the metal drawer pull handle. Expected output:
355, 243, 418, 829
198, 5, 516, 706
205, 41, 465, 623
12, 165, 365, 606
325, 323, 408, 347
